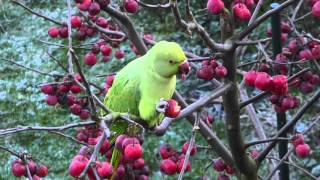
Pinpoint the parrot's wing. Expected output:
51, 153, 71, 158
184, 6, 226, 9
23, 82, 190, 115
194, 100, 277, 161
104, 66, 141, 137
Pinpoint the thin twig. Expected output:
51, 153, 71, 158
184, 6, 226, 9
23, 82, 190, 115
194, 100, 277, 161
264, 116, 320, 179
177, 113, 200, 180
0, 58, 63, 78
266, 156, 317, 180
257, 90, 320, 164
12, 0, 62, 25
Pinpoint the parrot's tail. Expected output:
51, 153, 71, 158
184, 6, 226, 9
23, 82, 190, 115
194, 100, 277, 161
109, 147, 122, 180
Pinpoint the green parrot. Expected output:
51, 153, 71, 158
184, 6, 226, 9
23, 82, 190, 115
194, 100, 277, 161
103, 40, 189, 171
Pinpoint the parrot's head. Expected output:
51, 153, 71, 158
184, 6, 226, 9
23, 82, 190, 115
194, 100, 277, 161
149, 41, 190, 78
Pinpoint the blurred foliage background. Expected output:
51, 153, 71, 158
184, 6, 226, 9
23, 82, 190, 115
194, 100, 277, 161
0, 0, 319, 179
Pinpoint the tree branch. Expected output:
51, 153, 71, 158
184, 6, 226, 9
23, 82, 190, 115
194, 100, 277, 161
257, 90, 320, 164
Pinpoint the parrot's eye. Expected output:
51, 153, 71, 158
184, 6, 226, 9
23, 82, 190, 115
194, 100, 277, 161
169, 60, 174, 64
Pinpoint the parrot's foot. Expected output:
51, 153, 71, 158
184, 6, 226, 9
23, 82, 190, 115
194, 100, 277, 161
156, 98, 168, 113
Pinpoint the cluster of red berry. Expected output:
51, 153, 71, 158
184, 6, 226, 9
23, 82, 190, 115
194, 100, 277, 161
12, 159, 48, 179
40, 75, 94, 120
212, 159, 234, 180
76, 0, 138, 15
197, 59, 228, 80
113, 135, 149, 179
69, 150, 113, 178
159, 142, 197, 175
291, 134, 311, 158
207, 0, 256, 21
244, 71, 304, 112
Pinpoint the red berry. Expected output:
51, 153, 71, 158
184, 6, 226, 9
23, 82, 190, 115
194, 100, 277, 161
96, 17, 108, 28
254, 72, 272, 91
115, 49, 125, 59
213, 159, 225, 172
88, 2, 101, 16
137, 175, 149, 180
70, 104, 82, 115
77, 0, 91, 11
207, 0, 225, 14
124, 0, 139, 13
48, 27, 59, 38
164, 99, 181, 118
225, 165, 234, 174
181, 142, 197, 156
116, 165, 125, 178
46, 95, 58, 106
210, 59, 219, 69
295, 144, 310, 157
97, 0, 110, 8
76, 132, 88, 142
133, 158, 145, 169
299, 82, 314, 94
244, 70, 257, 87
88, 137, 98, 145
41, 84, 55, 95
159, 144, 176, 159
312, 45, 320, 58
99, 139, 110, 154
197, 66, 215, 80
299, 49, 312, 60
71, 16, 82, 28
100, 45, 112, 56
75, 73, 83, 82
218, 175, 230, 180
288, 39, 298, 53
160, 159, 177, 175
312, 1, 320, 17
233, 3, 251, 21
70, 84, 82, 94
115, 134, 128, 150
36, 164, 48, 177
178, 61, 191, 76
281, 97, 294, 110
97, 162, 113, 178
102, 56, 111, 62
84, 52, 97, 66
12, 161, 26, 177
124, 143, 143, 161
91, 44, 100, 54
32, 175, 41, 180
250, 150, 259, 158
67, 94, 77, 106
205, 115, 214, 124
176, 158, 191, 173
269, 95, 280, 104
68, 156, 88, 177
259, 63, 270, 73
86, 27, 96, 36
59, 26, 69, 38
58, 84, 70, 93
292, 134, 304, 147
281, 21, 291, 33
79, 109, 90, 120
76, 29, 87, 40
308, 40, 320, 49
121, 137, 140, 150
310, 74, 320, 85
215, 65, 228, 78
26, 160, 37, 176
271, 75, 288, 96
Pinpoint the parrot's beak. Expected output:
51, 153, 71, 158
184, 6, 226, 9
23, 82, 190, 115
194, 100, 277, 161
178, 60, 190, 80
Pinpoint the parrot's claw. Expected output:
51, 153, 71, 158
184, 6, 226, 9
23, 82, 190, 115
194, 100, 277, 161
156, 98, 168, 113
